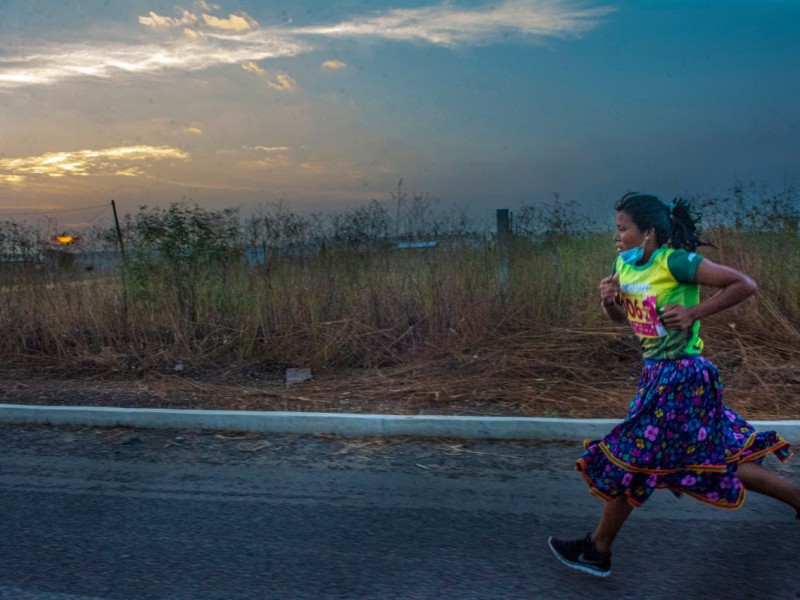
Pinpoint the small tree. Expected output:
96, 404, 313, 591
125, 202, 241, 327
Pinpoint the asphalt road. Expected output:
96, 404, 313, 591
0, 424, 798, 600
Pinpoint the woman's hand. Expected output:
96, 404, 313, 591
599, 274, 627, 323
599, 273, 621, 307
659, 303, 695, 329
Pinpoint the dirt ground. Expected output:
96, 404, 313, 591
1, 357, 798, 420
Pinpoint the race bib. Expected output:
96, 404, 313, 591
620, 284, 666, 339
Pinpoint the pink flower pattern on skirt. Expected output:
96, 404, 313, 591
576, 356, 793, 508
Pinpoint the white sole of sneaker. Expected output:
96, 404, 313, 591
547, 537, 611, 578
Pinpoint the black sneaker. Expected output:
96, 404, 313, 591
547, 533, 612, 577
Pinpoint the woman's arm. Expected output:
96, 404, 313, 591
659, 258, 757, 329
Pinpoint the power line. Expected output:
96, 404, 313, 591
0, 202, 111, 217
86, 204, 112, 225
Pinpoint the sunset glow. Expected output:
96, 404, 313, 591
0, 147, 190, 183
0, 0, 796, 219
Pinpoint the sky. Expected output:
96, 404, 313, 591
0, 0, 798, 230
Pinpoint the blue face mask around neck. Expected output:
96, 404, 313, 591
619, 236, 648, 265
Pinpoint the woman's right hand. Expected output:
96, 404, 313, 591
599, 273, 621, 307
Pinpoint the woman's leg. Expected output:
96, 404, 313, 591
737, 461, 800, 513
591, 495, 634, 552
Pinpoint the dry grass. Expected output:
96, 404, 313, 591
1, 198, 798, 420
2, 319, 797, 420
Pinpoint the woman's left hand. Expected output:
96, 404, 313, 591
659, 303, 695, 329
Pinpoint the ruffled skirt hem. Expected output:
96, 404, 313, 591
577, 433, 793, 509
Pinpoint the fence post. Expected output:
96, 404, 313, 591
497, 209, 512, 304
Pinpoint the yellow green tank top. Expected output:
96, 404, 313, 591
611, 247, 704, 360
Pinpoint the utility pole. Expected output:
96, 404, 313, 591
111, 199, 128, 324
111, 199, 126, 261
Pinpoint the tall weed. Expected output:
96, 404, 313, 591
0, 187, 797, 372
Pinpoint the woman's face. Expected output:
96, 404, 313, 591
614, 210, 647, 253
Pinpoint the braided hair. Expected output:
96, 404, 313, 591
614, 192, 712, 252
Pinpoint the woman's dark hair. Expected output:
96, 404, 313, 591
614, 192, 712, 252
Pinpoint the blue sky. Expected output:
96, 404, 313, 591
0, 0, 798, 226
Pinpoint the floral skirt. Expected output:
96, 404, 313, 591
577, 355, 793, 509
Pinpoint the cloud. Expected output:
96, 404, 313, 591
294, 0, 615, 46
202, 13, 258, 31
183, 28, 205, 40
0, 146, 190, 184
241, 154, 293, 171
0, 2, 301, 90
268, 73, 298, 92
0, 0, 612, 90
139, 10, 198, 29
322, 60, 348, 71
0, 34, 308, 89
242, 145, 291, 152
241, 61, 265, 74
139, 3, 257, 34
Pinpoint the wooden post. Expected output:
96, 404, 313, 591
497, 209, 512, 304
